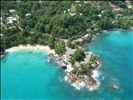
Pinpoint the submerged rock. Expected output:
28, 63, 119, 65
108, 84, 121, 91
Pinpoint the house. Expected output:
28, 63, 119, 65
0, 34, 3, 36
0, 17, 2, 20
9, 9, 16, 13
112, 20, 118, 24
84, 55, 91, 65
80, 13, 83, 16
98, 14, 102, 18
59, 60, 67, 69
6, 17, 17, 24
91, 63, 97, 69
7, 20, 13, 24
6, 17, 13, 20
127, 5, 132, 9
16, 0, 22, 2
74, 62, 81, 68
84, 51, 93, 65
79, 4, 82, 6
65, 47, 76, 62
101, 10, 106, 14
82, 34, 89, 39
73, 38, 83, 44
84, 1, 88, 4
25, 13, 31, 17
113, 7, 121, 12
75, 1, 80, 3
9, 26, 16, 29
70, 13, 76, 16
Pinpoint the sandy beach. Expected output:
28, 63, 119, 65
5, 44, 55, 54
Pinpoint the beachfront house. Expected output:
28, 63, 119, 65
74, 62, 81, 68
84, 55, 91, 65
82, 34, 89, 39
65, 48, 76, 62
84, 51, 93, 65
72, 38, 83, 44
59, 60, 67, 69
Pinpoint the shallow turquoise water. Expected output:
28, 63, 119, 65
1, 30, 133, 100
85, 30, 133, 100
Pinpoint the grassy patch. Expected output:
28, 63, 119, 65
71, 4, 76, 13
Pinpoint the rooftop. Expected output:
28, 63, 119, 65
9, 9, 16, 13
75, 62, 81, 68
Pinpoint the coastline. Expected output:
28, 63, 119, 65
2, 29, 131, 91
5, 44, 55, 54
83, 29, 133, 48
64, 60, 102, 91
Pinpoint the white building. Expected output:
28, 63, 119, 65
70, 13, 76, 16
127, 5, 132, 9
25, 13, 31, 17
6, 17, 17, 24
0, 34, 3, 37
9, 9, 16, 13
75, 1, 80, 3
101, 10, 106, 14
6, 17, 13, 20
79, 4, 82, 6
16, 0, 22, 2
0, 17, 2, 20
98, 14, 102, 18
84, 1, 88, 4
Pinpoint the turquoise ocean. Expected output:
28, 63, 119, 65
1, 30, 133, 100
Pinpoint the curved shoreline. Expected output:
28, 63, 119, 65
5, 44, 55, 54
83, 29, 133, 48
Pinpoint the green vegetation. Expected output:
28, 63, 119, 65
55, 43, 65, 55
73, 50, 85, 62
1, 1, 132, 54
90, 55, 98, 62
71, 4, 76, 13
67, 40, 78, 49
48, 37, 55, 49
77, 55, 98, 75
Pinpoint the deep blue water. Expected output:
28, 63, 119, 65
1, 30, 133, 100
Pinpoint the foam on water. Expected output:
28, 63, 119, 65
92, 70, 101, 78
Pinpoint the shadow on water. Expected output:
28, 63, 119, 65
1, 52, 9, 63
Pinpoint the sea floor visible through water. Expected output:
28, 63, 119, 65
1, 30, 133, 100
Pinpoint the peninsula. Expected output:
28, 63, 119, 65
1, 1, 133, 91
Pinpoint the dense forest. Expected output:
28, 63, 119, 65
1, 1, 133, 54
